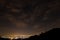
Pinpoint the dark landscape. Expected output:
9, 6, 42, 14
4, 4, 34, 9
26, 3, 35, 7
0, 0, 60, 40
0, 28, 60, 40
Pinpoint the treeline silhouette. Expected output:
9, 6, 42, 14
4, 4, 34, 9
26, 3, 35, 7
0, 28, 60, 40
0, 37, 10, 40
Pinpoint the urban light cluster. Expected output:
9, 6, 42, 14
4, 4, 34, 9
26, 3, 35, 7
1, 34, 32, 40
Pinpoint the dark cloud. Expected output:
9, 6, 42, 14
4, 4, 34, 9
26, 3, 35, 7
0, 0, 60, 37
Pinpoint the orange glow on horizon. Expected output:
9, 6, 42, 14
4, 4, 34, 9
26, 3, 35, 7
1, 34, 32, 39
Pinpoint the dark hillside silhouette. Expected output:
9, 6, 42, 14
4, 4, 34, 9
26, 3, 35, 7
12, 38, 21, 40
0, 37, 10, 40
23, 28, 60, 40
0, 28, 60, 40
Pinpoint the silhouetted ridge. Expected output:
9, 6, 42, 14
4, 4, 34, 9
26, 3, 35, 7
0, 28, 60, 40
0, 37, 10, 40
23, 28, 60, 40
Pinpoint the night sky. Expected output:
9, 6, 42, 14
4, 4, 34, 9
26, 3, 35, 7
0, 0, 60, 38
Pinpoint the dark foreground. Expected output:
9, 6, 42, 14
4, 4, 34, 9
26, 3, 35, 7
0, 28, 60, 40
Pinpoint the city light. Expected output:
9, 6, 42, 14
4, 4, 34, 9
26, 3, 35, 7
1, 34, 32, 40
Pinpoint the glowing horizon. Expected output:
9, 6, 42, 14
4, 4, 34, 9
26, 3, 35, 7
1, 34, 32, 39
